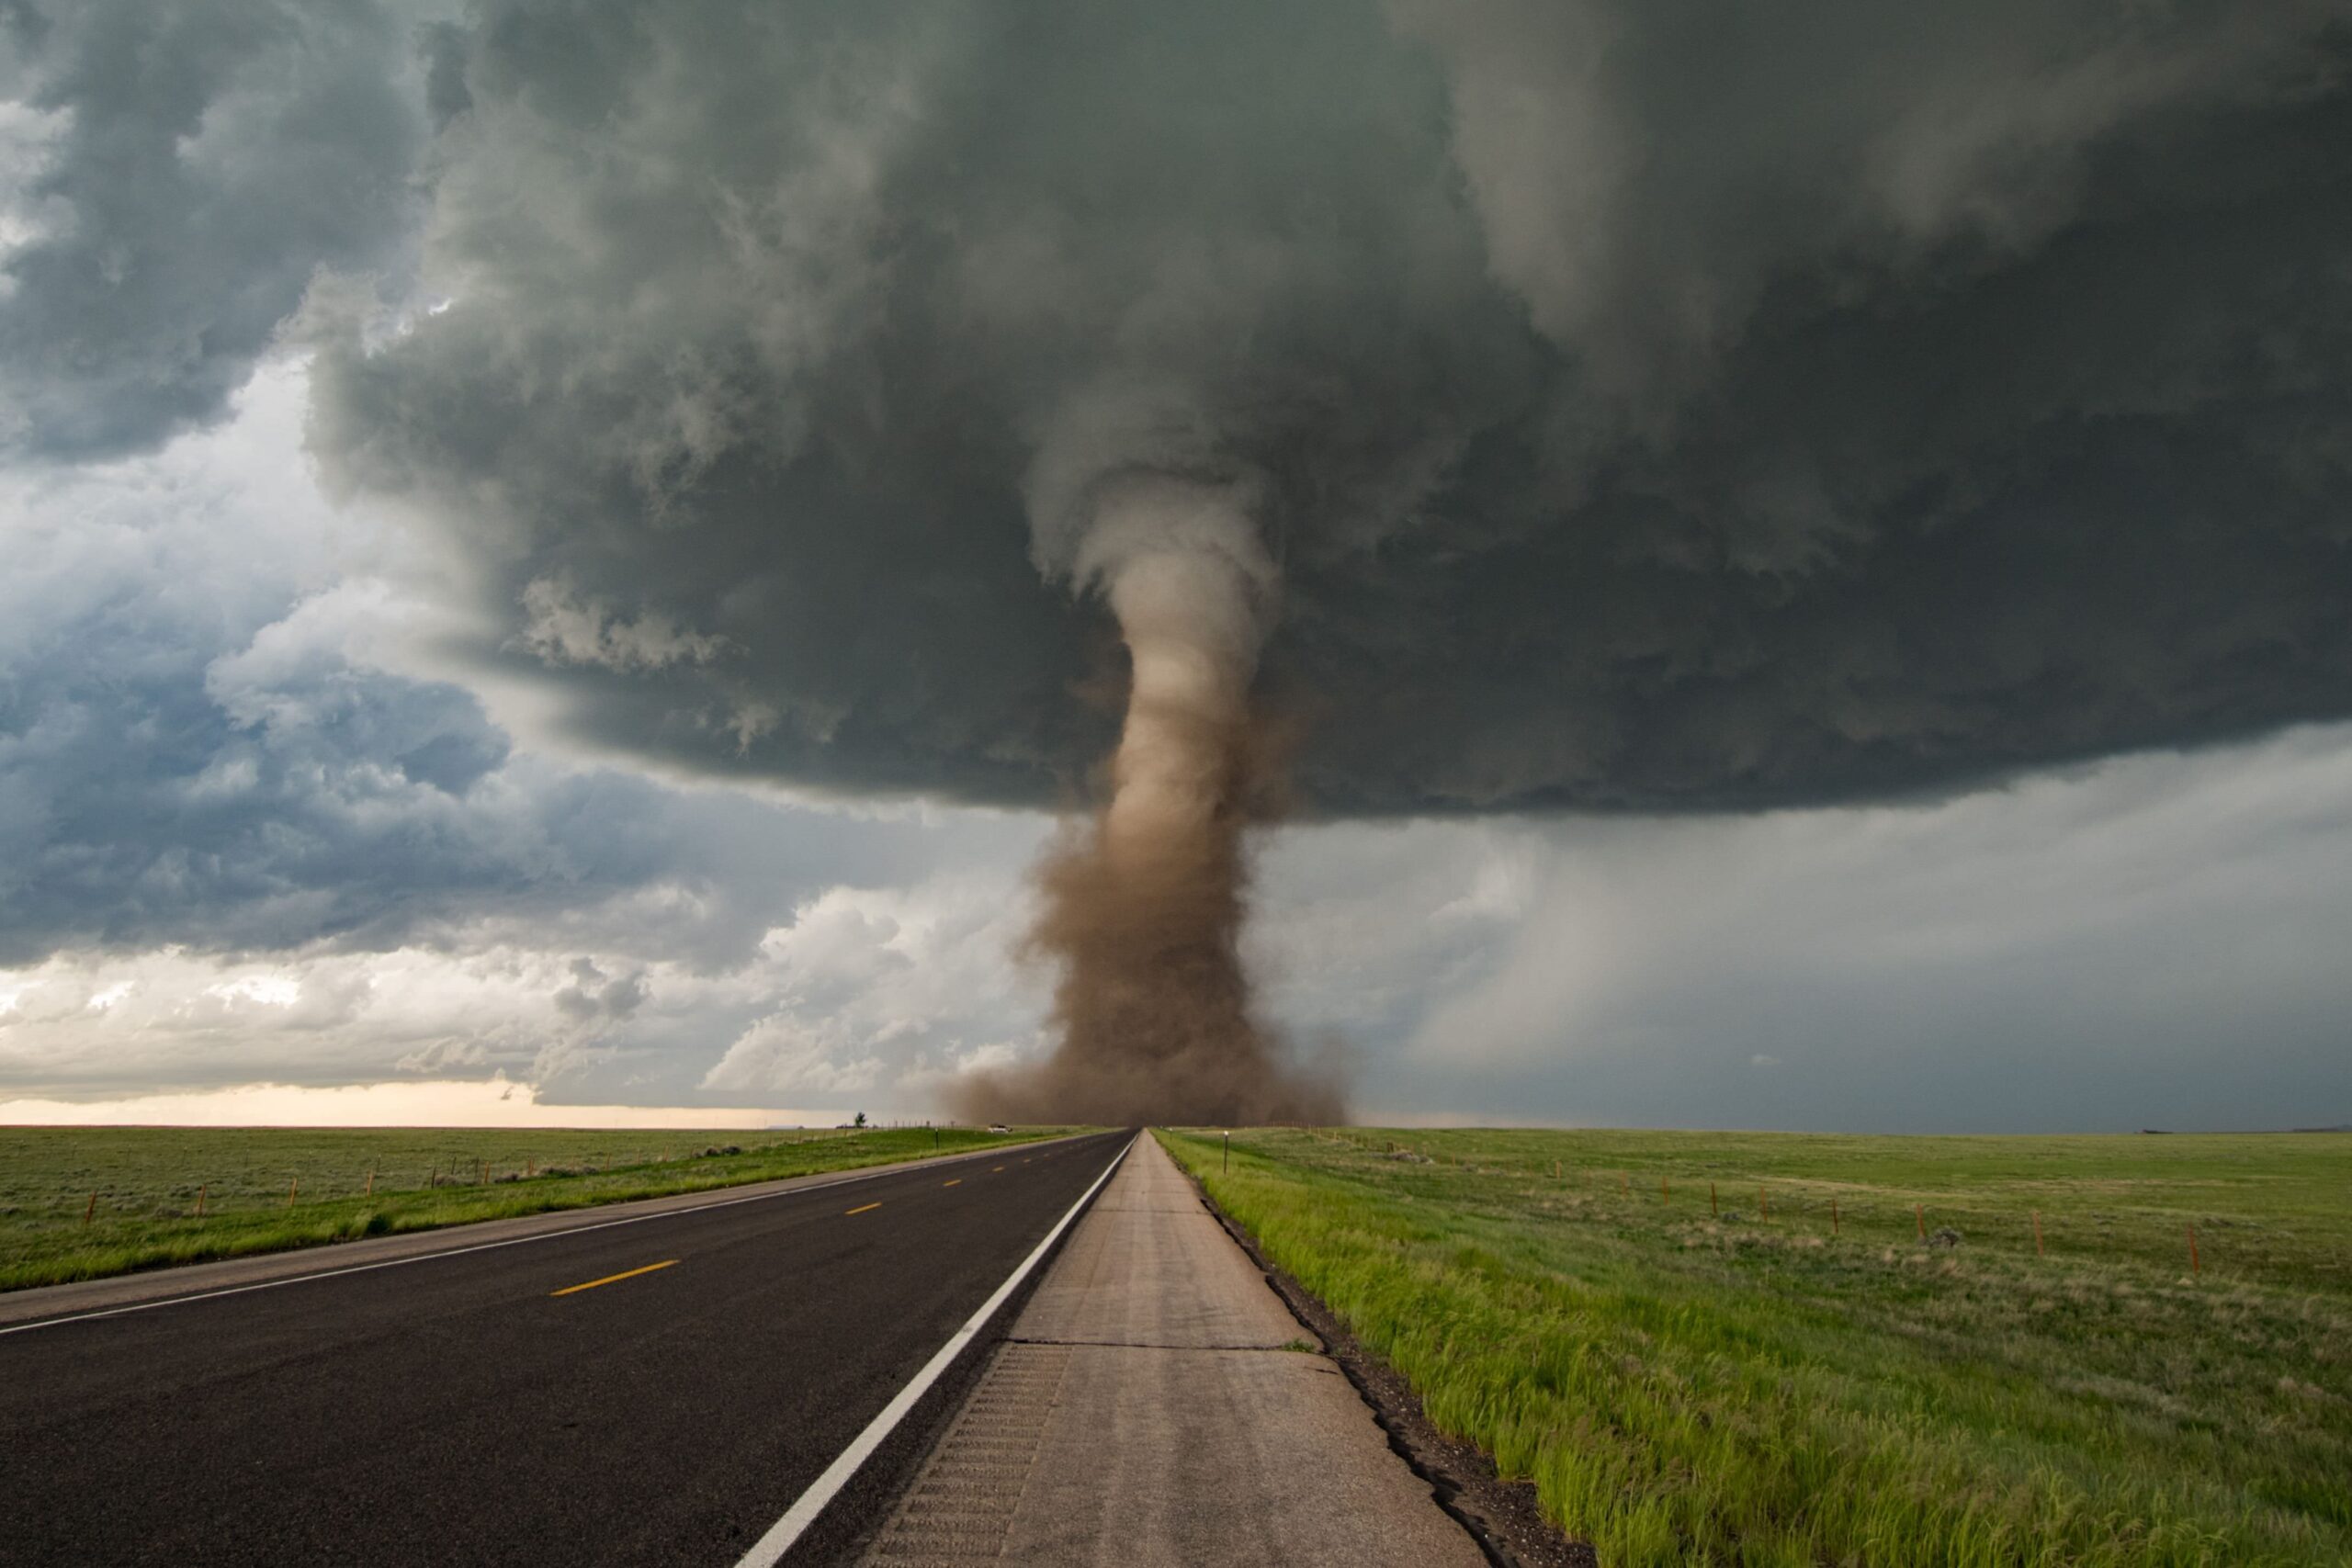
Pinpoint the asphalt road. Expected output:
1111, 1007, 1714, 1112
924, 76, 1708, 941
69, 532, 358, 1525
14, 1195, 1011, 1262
0, 1131, 1130, 1567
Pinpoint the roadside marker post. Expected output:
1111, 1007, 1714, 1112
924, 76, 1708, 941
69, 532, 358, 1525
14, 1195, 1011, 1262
1222, 1132, 1229, 1172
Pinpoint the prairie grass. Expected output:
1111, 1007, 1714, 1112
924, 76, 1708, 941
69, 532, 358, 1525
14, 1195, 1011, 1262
1, 1123, 1069, 1292
1158, 1126, 2352, 1566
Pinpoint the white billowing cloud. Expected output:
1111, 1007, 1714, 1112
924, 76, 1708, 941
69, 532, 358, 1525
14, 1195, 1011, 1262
705, 1020, 887, 1099
0, 942, 565, 1091
0, 845, 1055, 1115
515, 576, 731, 673
701, 880, 1052, 1102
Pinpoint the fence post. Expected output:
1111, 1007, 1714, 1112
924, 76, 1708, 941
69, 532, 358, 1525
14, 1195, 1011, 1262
1661, 1176, 1670, 1203
1759, 1185, 1769, 1221
1832, 1198, 1839, 1236
83, 1191, 96, 1226
1710, 1181, 1718, 1216
287, 1177, 299, 1208
195, 1183, 207, 1219
1223, 1132, 1229, 1172
365, 1169, 375, 1197
2032, 1211, 2043, 1257
2188, 1225, 2200, 1276
1916, 1203, 1925, 1241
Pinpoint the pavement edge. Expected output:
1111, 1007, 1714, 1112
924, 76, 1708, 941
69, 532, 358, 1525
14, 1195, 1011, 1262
776, 1130, 1138, 1568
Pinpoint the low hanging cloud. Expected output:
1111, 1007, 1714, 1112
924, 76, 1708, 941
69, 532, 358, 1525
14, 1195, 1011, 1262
287, 0, 2352, 818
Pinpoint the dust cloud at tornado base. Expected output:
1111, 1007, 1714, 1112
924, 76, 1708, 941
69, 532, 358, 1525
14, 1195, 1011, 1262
951, 478, 1346, 1128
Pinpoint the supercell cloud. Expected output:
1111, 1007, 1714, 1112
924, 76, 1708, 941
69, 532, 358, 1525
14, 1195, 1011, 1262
300, 0, 2352, 816
6, 0, 2352, 1123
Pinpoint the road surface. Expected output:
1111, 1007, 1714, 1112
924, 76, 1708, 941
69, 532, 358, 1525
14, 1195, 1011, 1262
0, 1131, 1128, 1567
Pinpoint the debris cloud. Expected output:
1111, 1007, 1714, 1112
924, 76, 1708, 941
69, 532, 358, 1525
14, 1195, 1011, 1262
953, 476, 1344, 1126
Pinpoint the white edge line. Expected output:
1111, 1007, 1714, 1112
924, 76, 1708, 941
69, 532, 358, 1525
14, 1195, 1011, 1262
733, 1131, 1136, 1568
0, 1134, 1102, 1339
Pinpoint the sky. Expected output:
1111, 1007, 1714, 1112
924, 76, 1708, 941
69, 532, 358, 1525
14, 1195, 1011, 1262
2, 1, 2348, 1131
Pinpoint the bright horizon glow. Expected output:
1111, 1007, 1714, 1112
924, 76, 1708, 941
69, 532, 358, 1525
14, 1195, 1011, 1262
0, 1078, 854, 1129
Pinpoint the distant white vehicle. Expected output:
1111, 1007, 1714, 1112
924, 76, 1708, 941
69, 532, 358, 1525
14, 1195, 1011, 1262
988, 1124, 1010, 1134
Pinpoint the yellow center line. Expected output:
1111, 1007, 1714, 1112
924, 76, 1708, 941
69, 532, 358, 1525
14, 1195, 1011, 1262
549, 1260, 678, 1297
992, 1166, 1006, 1173
941, 1179, 961, 1187
845, 1201, 882, 1216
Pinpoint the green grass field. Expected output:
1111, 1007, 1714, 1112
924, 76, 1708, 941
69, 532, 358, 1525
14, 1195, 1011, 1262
0, 1123, 1069, 1293
1158, 1126, 2352, 1567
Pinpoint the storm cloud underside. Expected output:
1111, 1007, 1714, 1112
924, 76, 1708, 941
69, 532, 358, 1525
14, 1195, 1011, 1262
293, 0, 2352, 816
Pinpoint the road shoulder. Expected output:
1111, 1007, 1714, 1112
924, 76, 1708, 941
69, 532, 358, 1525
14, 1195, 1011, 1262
852, 1133, 1488, 1567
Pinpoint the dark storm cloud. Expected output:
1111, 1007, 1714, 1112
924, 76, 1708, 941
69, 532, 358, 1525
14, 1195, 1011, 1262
200, 3, 2352, 811
0, 412, 944, 968
0, 0, 425, 458
0, 576, 886, 967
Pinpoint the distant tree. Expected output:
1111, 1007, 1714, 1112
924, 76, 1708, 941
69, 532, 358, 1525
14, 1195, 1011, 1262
854, 1111, 867, 1128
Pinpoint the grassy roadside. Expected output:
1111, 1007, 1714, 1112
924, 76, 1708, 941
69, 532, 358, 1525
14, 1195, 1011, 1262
1, 1124, 1077, 1293
1158, 1127, 2352, 1567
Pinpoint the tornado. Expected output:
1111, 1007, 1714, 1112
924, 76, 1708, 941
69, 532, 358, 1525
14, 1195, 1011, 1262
953, 476, 1346, 1128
